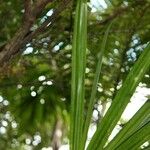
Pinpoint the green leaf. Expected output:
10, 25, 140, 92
87, 43, 150, 150
105, 99, 150, 150
116, 121, 150, 150
70, 0, 87, 150
81, 22, 113, 150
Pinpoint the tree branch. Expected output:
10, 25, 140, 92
0, 0, 54, 66
24, 0, 32, 22
0, 0, 146, 66
22, 0, 71, 46
33, 0, 53, 17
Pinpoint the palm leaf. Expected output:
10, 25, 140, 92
87, 43, 150, 150
116, 121, 150, 150
81, 22, 113, 150
70, 0, 87, 150
105, 99, 150, 150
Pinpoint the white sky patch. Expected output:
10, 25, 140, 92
31, 91, 37, 97
86, 68, 90, 73
53, 45, 60, 52
121, 85, 150, 121
11, 121, 17, 128
0, 126, 6, 134
17, 84, 23, 89
33, 135, 41, 145
40, 98, 45, 104
141, 142, 150, 149
2, 120, 8, 127
47, 80, 53, 85
40, 16, 47, 24
0, 95, 3, 102
26, 138, 31, 145
23, 47, 33, 55
88, 124, 97, 140
65, 45, 72, 50
30, 86, 35, 91
46, 9, 53, 17
3, 100, 9, 106
38, 75, 46, 81
108, 124, 122, 142
5, 112, 11, 120
90, 0, 107, 10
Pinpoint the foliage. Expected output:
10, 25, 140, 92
0, 0, 150, 149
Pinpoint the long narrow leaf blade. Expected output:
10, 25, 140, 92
81, 23, 113, 150
87, 43, 150, 150
70, 0, 87, 150
116, 121, 150, 150
105, 99, 150, 150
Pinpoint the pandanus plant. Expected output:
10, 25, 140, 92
70, 0, 150, 150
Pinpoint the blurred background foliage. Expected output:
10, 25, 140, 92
0, 0, 150, 149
